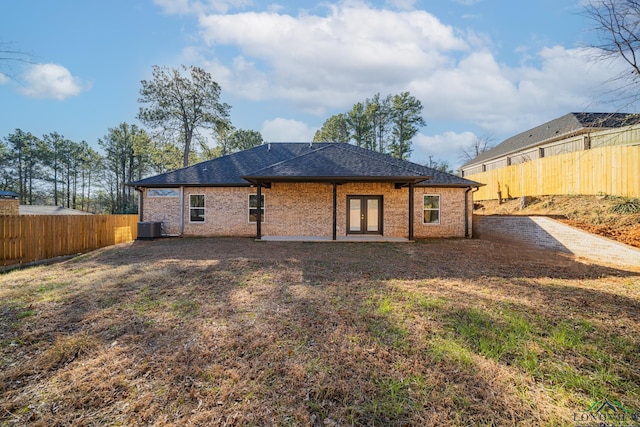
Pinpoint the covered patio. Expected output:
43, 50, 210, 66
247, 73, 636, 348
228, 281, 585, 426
259, 235, 411, 242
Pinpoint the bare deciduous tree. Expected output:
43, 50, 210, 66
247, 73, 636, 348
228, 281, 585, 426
459, 133, 495, 164
0, 41, 33, 81
583, 0, 640, 102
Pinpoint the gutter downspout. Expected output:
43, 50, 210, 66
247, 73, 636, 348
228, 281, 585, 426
180, 186, 185, 236
134, 187, 143, 222
464, 186, 480, 238
256, 182, 262, 240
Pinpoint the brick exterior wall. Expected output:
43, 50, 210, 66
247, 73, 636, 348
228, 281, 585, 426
0, 199, 19, 215
142, 190, 182, 235
141, 183, 473, 239
266, 183, 333, 236
337, 182, 406, 237
475, 215, 640, 268
413, 187, 471, 239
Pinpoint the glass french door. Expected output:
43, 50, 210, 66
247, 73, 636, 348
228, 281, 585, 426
347, 196, 383, 234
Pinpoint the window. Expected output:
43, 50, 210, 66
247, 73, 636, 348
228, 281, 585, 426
148, 188, 179, 197
423, 195, 440, 224
249, 194, 265, 223
189, 194, 205, 222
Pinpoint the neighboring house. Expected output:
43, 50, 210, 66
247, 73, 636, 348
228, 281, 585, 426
19, 206, 93, 215
0, 191, 19, 215
460, 112, 640, 200
0, 191, 94, 216
0, 191, 18, 199
129, 143, 482, 240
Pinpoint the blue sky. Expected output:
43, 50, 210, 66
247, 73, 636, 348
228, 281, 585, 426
0, 0, 630, 168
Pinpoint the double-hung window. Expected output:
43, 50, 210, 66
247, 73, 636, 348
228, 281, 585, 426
423, 195, 440, 224
190, 194, 205, 223
249, 194, 265, 223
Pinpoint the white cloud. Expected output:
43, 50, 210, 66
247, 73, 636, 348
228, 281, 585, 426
153, 0, 252, 14
261, 118, 315, 142
385, 0, 417, 10
409, 46, 623, 135
153, 0, 192, 14
193, 3, 619, 129
20, 63, 87, 100
176, 2, 628, 149
452, 0, 483, 5
266, 4, 285, 13
196, 3, 468, 110
0, 73, 9, 85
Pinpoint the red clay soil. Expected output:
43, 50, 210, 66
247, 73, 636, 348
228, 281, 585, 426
560, 219, 640, 249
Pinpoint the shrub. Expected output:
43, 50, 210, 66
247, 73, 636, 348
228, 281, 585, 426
609, 198, 640, 214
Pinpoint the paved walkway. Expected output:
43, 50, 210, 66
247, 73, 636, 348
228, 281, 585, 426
475, 215, 640, 269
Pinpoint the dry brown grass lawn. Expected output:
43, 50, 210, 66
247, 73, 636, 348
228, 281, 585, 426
1, 237, 639, 426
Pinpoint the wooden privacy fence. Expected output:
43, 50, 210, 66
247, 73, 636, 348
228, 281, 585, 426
466, 145, 640, 201
1, 214, 138, 268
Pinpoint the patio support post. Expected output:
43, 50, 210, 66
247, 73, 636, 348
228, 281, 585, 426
332, 183, 337, 241
256, 182, 262, 240
180, 186, 185, 236
408, 182, 415, 241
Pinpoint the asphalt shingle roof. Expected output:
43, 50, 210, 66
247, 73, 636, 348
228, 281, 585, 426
130, 143, 481, 188
19, 206, 93, 215
462, 112, 640, 168
0, 190, 19, 199
243, 144, 427, 180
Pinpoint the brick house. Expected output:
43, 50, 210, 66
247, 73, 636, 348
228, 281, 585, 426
129, 143, 482, 240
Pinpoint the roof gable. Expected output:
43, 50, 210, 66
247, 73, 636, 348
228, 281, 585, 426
337, 144, 479, 187
242, 144, 428, 181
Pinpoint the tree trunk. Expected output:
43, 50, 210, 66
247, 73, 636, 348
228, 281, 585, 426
53, 157, 58, 206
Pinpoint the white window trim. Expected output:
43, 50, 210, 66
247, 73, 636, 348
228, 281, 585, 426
423, 194, 441, 225
189, 194, 205, 223
248, 194, 265, 224
148, 188, 179, 197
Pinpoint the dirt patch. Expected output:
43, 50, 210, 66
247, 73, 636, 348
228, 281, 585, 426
1, 238, 639, 426
475, 195, 640, 248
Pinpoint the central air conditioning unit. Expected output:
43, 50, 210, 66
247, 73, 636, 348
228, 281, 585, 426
137, 221, 162, 240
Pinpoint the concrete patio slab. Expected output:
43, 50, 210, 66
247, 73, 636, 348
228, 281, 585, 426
260, 236, 411, 242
